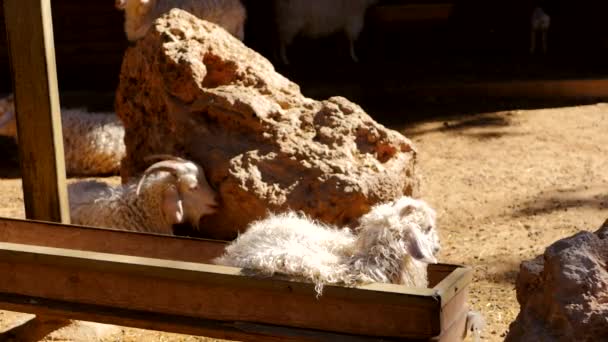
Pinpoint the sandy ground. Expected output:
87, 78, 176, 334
0, 103, 607, 341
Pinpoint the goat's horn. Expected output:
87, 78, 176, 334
143, 154, 187, 163
135, 161, 183, 196
0, 110, 15, 129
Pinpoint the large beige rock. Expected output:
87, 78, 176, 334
505, 219, 608, 341
115, 9, 419, 239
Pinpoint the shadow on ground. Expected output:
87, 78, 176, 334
512, 185, 608, 218
398, 111, 534, 143
482, 260, 521, 284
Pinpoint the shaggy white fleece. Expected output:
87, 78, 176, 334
0, 94, 125, 176
214, 196, 440, 295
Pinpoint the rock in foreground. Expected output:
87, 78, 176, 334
506, 219, 608, 341
115, 9, 419, 239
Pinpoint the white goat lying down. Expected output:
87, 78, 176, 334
69, 155, 218, 234
0, 94, 125, 176
115, 0, 247, 42
214, 196, 440, 294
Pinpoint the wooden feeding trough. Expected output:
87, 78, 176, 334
0, 0, 474, 341
0, 218, 473, 341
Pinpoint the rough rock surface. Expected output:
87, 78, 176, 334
115, 9, 419, 239
505, 219, 608, 342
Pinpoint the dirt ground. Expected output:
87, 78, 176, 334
0, 103, 606, 341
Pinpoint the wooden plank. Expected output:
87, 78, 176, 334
0, 295, 394, 342
438, 287, 468, 336
427, 264, 458, 288
0, 241, 445, 339
432, 309, 468, 342
430, 267, 471, 341
433, 267, 472, 307
0, 217, 470, 289
0, 218, 471, 339
0, 217, 225, 264
0, 218, 472, 339
3, 0, 69, 223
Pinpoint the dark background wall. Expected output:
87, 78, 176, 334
0, 1, 607, 94
0, 1, 128, 92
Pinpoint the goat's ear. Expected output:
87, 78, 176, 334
406, 228, 437, 263
162, 186, 184, 225
399, 204, 416, 218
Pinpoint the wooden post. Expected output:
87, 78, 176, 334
3, 0, 69, 223
2, 1, 71, 339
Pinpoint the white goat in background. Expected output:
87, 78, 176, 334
0, 94, 125, 176
274, 0, 379, 64
530, 7, 550, 54
115, 0, 247, 41
214, 196, 440, 295
69, 155, 218, 234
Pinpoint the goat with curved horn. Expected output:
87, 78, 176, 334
69, 156, 218, 234
136, 160, 187, 196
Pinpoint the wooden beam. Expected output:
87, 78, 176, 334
0, 216, 467, 288
0, 295, 393, 342
0, 241, 456, 340
0, 217, 225, 264
3, 0, 69, 223
0, 218, 472, 339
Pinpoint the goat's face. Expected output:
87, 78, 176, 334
400, 198, 440, 256
175, 162, 219, 229
395, 197, 441, 262
139, 156, 219, 229
356, 196, 440, 264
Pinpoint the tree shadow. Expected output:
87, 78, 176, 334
379, 97, 605, 128
513, 185, 608, 218
465, 131, 528, 141
399, 110, 531, 142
